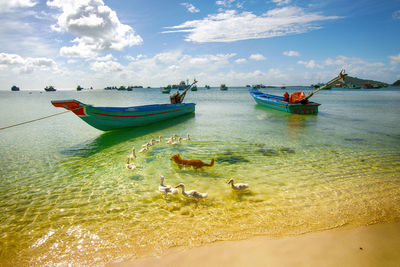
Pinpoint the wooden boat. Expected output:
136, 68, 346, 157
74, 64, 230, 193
45, 86, 56, 92
249, 89, 321, 114
162, 85, 172, 94
51, 99, 196, 131
191, 85, 198, 91
249, 70, 347, 115
220, 84, 228, 90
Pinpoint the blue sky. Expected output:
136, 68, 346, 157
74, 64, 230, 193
0, 0, 399, 90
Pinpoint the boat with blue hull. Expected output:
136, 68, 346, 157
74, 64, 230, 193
51, 100, 196, 131
249, 89, 321, 114
249, 70, 347, 115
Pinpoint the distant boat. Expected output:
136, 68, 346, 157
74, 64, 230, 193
312, 83, 331, 89
11, 85, 20, 91
205, 85, 210, 89
191, 85, 198, 91
51, 99, 196, 131
246, 85, 251, 88
44, 86, 56, 92
346, 84, 361, 89
77, 85, 83, 91
162, 85, 172, 94
220, 84, 228, 90
250, 89, 321, 114
364, 83, 381, 89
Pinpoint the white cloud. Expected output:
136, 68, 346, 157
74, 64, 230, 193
181, 3, 200, 13
249, 54, 266, 61
393, 10, 400, 20
163, 6, 340, 43
0, 0, 37, 13
297, 60, 323, 69
0, 52, 57, 74
95, 54, 115, 61
283, 50, 300, 57
216, 0, 236, 7
272, 0, 291, 6
47, 0, 143, 58
389, 53, 400, 65
235, 58, 247, 64
90, 60, 123, 72
324, 55, 384, 68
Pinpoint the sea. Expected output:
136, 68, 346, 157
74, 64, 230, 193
1, 87, 400, 266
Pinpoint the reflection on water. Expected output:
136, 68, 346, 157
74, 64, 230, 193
0, 88, 400, 266
62, 113, 195, 157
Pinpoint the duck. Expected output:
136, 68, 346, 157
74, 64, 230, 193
158, 176, 178, 195
156, 136, 163, 143
171, 137, 182, 145
166, 136, 174, 144
174, 183, 208, 198
183, 134, 190, 141
150, 139, 157, 146
227, 178, 249, 190
128, 147, 136, 161
125, 156, 137, 170
139, 144, 150, 153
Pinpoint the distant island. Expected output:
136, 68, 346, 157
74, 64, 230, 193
393, 80, 400, 86
337, 75, 389, 87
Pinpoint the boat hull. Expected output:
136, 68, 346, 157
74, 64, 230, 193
249, 89, 320, 114
52, 100, 196, 131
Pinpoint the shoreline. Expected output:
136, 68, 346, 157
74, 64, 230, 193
109, 222, 400, 267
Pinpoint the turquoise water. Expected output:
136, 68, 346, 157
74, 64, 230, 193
1, 87, 400, 265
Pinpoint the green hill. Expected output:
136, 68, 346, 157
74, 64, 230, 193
393, 80, 400, 86
339, 76, 389, 87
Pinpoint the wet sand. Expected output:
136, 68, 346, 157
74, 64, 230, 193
110, 222, 400, 267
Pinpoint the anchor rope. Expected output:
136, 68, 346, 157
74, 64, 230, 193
0, 111, 69, 131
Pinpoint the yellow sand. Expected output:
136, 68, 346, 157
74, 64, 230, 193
110, 222, 400, 267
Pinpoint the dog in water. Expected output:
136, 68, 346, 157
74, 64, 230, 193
170, 153, 214, 170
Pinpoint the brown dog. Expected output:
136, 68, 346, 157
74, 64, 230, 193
170, 153, 214, 169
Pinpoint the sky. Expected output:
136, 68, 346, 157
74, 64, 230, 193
0, 0, 399, 90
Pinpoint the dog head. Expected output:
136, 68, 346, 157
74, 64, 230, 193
170, 153, 180, 161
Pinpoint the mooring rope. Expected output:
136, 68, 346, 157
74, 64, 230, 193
0, 111, 70, 131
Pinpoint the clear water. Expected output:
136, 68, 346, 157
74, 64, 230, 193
1, 87, 400, 265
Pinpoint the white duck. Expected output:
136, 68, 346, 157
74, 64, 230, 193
183, 134, 190, 141
227, 178, 249, 190
125, 156, 137, 170
175, 183, 208, 198
156, 136, 163, 143
166, 136, 174, 144
139, 143, 150, 153
158, 176, 178, 195
128, 147, 136, 161
172, 137, 182, 145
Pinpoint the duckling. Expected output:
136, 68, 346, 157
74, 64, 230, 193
128, 147, 136, 161
175, 183, 208, 198
125, 156, 137, 170
139, 144, 150, 153
158, 176, 178, 195
227, 178, 249, 190
183, 133, 190, 141
171, 137, 182, 145
156, 136, 163, 143
166, 136, 174, 144
150, 139, 157, 146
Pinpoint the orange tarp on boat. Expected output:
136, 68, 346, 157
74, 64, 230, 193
289, 92, 306, 103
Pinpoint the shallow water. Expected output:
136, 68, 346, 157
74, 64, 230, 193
1, 87, 400, 265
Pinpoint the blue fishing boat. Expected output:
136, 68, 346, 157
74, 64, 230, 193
52, 100, 195, 131
249, 70, 346, 115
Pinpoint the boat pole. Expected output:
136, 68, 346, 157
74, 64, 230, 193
301, 70, 347, 102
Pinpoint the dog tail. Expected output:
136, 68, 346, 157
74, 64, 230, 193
205, 158, 215, 167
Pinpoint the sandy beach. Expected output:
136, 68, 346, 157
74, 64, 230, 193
110, 222, 400, 267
